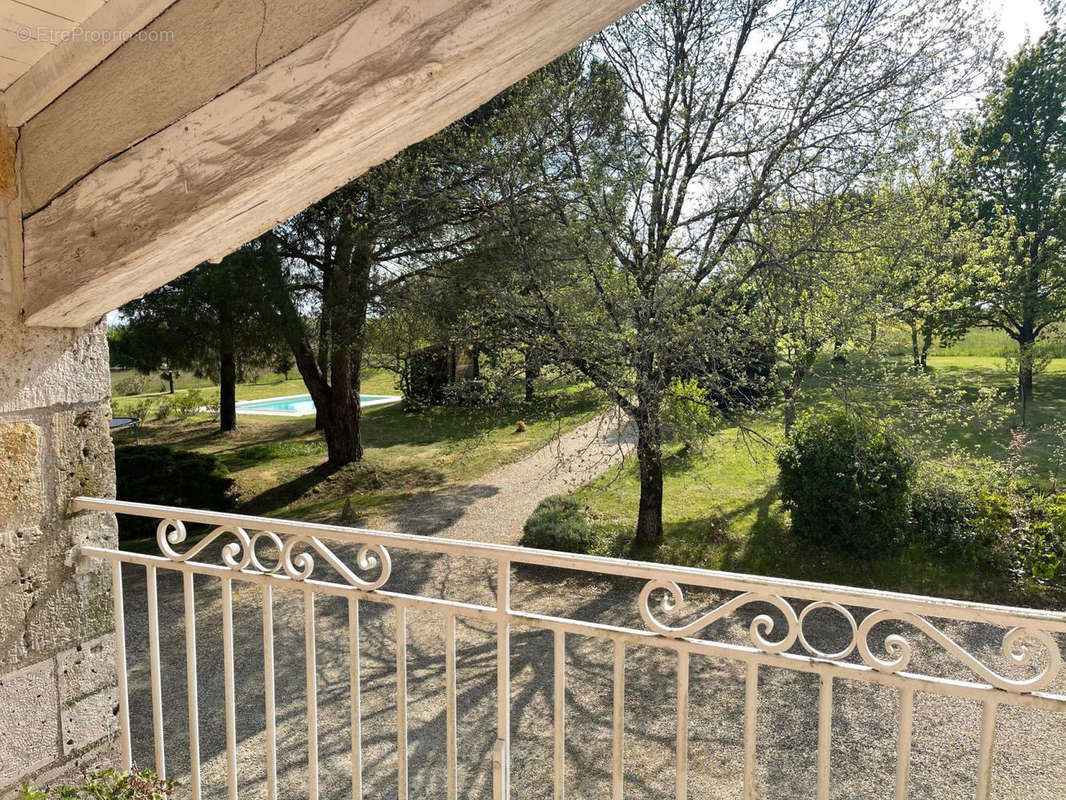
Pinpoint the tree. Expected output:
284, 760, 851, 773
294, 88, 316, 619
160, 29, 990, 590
259, 98, 512, 464
960, 24, 1066, 419
883, 174, 997, 369
478, 0, 992, 544
121, 246, 274, 431
752, 192, 891, 436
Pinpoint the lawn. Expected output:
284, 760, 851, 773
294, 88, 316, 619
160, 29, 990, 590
111, 368, 605, 527
574, 354, 1066, 607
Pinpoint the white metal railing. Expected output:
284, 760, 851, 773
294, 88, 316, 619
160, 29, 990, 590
72, 496, 1066, 800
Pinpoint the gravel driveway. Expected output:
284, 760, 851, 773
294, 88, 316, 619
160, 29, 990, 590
115, 413, 1066, 799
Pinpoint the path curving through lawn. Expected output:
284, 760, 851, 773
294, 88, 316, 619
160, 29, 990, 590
365, 409, 634, 543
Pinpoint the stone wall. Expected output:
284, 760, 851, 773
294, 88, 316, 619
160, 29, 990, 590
0, 115, 119, 795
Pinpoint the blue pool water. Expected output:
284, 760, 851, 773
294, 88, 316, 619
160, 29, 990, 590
235, 393, 400, 416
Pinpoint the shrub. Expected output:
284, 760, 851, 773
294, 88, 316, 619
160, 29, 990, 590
777, 411, 914, 554
521, 495, 594, 553
152, 397, 174, 421
1013, 492, 1066, 586
20, 768, 174, 800
441, 378, 495, 407
907, 468, 1009, 565
127, 398, 155, 422
112, 373, 150, 397
171, 389, 206, 420
115, 446, 236, 540
909, 469, 980, 548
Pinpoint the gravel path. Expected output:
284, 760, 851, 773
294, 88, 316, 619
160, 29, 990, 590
362, 409, 633, 542
113, 412, 1066, 800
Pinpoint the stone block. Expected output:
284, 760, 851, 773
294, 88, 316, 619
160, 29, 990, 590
0, 422, 44, 529
9, 519, 113, 664
50, 404, 116, 515
0, 526, 44, 671
0, 318, 109, 415
60, 686, 117, 756
57, 635, 115, 702
0, 659, 59, 787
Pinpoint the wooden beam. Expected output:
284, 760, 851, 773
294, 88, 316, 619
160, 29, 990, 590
1, 0, 179, 126
21, 0, 640, 327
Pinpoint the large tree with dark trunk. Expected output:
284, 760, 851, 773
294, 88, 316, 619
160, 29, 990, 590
120, 246, 276, 431
959, 24, 1066, 422
478, 0, 993, 545
257, 101, 508, 465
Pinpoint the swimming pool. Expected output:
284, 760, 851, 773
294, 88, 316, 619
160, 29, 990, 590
235, 393, 401, 416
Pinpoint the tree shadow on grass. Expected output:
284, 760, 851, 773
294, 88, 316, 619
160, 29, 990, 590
239, 462, 342, 516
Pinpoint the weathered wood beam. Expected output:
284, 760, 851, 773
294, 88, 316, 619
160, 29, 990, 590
2, 0, 180, 127
21, 0, 640, 327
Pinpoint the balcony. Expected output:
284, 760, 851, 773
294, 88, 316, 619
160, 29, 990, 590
73, 497, 1066, 800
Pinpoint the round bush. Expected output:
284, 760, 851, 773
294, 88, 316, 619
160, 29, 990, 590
777, 411, 914, 554
908, 470, 981, 550
521, 495, 594, 553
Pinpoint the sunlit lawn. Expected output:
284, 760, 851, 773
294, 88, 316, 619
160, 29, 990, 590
111, 368, 604, 525
576, 354, 1066, 606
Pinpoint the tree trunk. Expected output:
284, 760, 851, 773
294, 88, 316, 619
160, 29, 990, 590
319, 229, 373, 466
218, 297, 237, 432
909, 321, 921, 369
315, 268, 332, 431
524, 349, 540, 402
165, 371, 175, 394
1019, 340, 1035, 427
635, 403, 664, 546
920, 325, 933, 369
783, 350, 815, 438
322, 380, 363, 464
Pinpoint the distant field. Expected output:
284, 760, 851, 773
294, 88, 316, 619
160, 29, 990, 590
880, 324, 1066, 359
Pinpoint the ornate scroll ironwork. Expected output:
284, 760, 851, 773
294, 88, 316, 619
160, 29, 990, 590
155, 519, 391, 590
639, 579, 1063, 693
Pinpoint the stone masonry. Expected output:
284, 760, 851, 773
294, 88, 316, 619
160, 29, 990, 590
0, 113, 119, 794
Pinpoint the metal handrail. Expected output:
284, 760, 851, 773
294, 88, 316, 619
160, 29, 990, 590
73, 495, 1066, 800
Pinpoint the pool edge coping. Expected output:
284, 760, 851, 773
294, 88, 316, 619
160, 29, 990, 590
234, 393, 403, 417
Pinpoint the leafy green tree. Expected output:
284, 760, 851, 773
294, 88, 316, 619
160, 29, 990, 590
258, 95, 519, 464
479, 1, 992, 544
959, 24, 1066, 419
120, 246, 274, 431
753, 192, 893, 436
886, 176, 997, 369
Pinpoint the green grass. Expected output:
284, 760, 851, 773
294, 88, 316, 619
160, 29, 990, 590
879, 325, 1066, 359
113, 370, 605, 529
575, 354, 1066, 606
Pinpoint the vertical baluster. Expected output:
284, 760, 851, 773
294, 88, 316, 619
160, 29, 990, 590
494, 560, 511, 800
349, 597, 362, 800
676, 650, 689, 800
263, 586, 278, 800
146, 565, 166, 779
396, 606, 409, 800
975, 701, 998, 800
816, 674, 833, 800
111, 562, 132, 770
895, 688, 914, 800
744, 663, 758, 800
221, 577, 238, 800
553, 629, 565, 800
445, 613, 457, 800
305, 591, 319, 800
612, 640, 625, 800
183, 572, 201, 800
